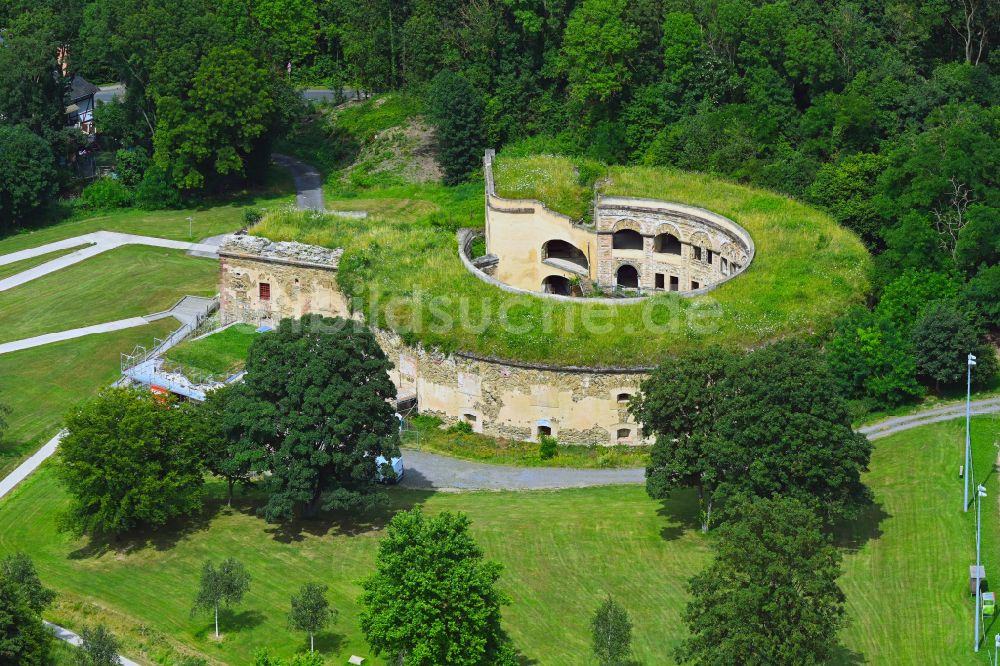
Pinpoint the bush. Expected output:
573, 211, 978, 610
79, 178, 134, 209
447, 420, 473, 434
243, 207, 263, 227
539, 434, 558, 459
114, 148, 151, 188
136, 164, 182, 209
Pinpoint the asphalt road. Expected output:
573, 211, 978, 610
95, 84, 359, 105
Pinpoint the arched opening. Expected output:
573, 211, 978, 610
617, 428, 631, 442
541, 275, 571, 295
536, 424, 552, 439
616, 265, 639, 289
616, 392, 632, 404
653, 232, 682, 255
612, 229, 643, 250
542, 239, 589, 270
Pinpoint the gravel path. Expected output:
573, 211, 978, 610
857, 397, 1000, 440
46, 621, 142, 666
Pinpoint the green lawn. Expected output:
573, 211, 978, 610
163, 323, 258, 381
0, 244, 92, 280
0, 319, 178, 479
0, 174, 293, 257
3, 418, 1000, 665
0, 246, 217, 344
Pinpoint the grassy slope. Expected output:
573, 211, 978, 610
0, 246, 217, 344
0, 244, 92, 280
0, 319, 178, 478
271, 98, 869, 366
163, 323, 258, 380
2, 418, 998, 665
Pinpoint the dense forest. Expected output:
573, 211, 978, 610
1, 0, 999, 413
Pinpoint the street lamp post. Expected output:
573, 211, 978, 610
187, 216, 193, 239
966, 353, 977, 512
976, 483, 987, 652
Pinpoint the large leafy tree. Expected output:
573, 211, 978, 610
910, 300, 997, 389
561, 0, 639, 104
713, 341, 873, 520
676, 497, 847, 665
153, 45, 277, 190
359, 508, 515, 666
224, 316, 400, 522
55, 387, 205, 536
0, 125, 58, 232
631, 346, 734, 532
0, 10, 66, 138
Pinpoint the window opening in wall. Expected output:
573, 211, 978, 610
653, 233, 682, 255
616, 392, 632, 404
259, 282, 271, 300
707, 250, 714, 265
542, 275, 572, 295
721, 257, 729, 275
691, 280, 700, 290
693, 246, 702, 261
542, 239, 589, 270
463, 413, 477, 425
617, 428, 631, 441
655, 273, 665, 289
669, 275, 679, 291
612, 229, 643, 250
616, 265, 639, 289
537, 425, 552, 438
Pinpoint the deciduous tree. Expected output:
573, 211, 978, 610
191, 558, 250, 639
0, 574, 51, 665
0, 554, 55, 614
0, 125, 58, 232
359, 508, 515, 666
288, 583, 335, 653
223, 316, 400, 522
427, 70, 485, 185
76, 624, 120, 666
561, 0, 639, 103
55, 387, 205, 536
676, 497, 847, 665
591, 596, 632, 666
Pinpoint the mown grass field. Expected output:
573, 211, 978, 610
2, 418, 999, 665
163, 323, 258, 381
0, 244, 92, 280
0, 246, 217, 344
0, 319, 178, 479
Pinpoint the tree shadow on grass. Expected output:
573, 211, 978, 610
655, 487, 702, 541
67, 501, 219, 560
829, 642, 868, 665
260, 488, 436, 544
191, 609, 266, 641
309, 630, 346, 654
831, 500, 890, 552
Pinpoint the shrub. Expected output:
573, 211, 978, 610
79, 178, 134, 209
114, 148, 151, 188
243, 207, 263, 227
539, 434, 558, 459
447, 420, 473, 434
136, 164, 182, 210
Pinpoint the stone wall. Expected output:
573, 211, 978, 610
218, 235, 651, 446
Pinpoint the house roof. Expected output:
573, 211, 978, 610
69, 75, 99, 102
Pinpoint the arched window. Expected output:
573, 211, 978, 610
612, 229, 643, 250
653, 233, 682, 255
616, 265, 639, 289
617, 428, 631, 441
616, 392, 632, 404
542, 240, 589, 270
541, 275, 571, 295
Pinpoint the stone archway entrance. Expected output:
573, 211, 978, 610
616, 265, 639, 289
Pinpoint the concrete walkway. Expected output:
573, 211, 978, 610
0, 432, 61, 500
46, 621, 142, 666
273, 153, 324, 211
0, 231, 219, 292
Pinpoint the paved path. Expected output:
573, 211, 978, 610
46, 621, 142, 666
0, 318, 150, 355
858, 397, 1000, 440
399, 448, 645, 490
0, 432, 61, 500
273, 153, 324, 211
97, 83, 359, 105
0, 231, 219, 292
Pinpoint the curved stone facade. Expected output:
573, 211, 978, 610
484, 150, 754, 296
